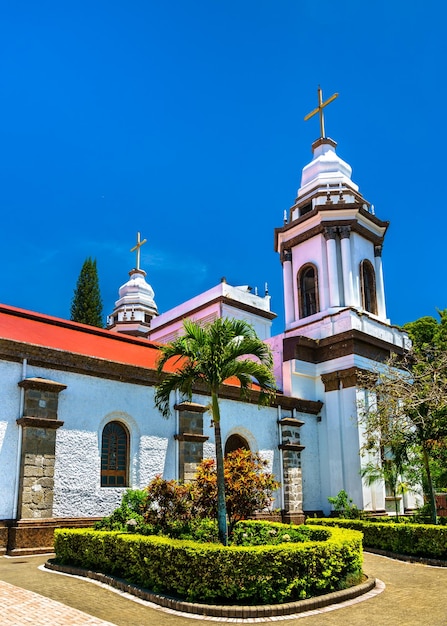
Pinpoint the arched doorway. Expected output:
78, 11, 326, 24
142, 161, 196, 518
225, 433, 250, 456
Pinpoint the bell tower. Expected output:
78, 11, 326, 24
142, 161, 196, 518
276, 89, 389, 332
274, 89, 412, 516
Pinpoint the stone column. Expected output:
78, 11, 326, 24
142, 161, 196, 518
278, 416, 305, 524
16, 378, 66, 519
282, 250, 295, 326
339, 226, 355, 306
374, 245, 387, 318
323, 227, 340, 307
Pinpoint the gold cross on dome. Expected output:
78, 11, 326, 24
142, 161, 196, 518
130, 232, 147, 270
304, 86, 339, 139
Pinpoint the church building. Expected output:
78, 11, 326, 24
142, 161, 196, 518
0, 91, 420, 555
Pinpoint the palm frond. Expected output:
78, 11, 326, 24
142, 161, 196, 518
154, 317, 276, 417
223, 337, 273, 368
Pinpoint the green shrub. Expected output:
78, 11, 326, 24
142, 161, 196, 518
94, 487, 219, 541
327, 490, 361, 519
158, 517, 219, 542
94, 489, 154, 535
54, 522, 363, 604
309, 518, 447, 559
232, 520, 329, 546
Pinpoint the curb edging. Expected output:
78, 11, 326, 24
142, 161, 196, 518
44, 560, 376, 619
365, 548, 447, 568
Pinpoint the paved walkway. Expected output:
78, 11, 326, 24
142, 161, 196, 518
0, 552, 446, 625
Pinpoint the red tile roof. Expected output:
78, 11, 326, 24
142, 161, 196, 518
0, 303, 163, 370
0, 304, 259, 388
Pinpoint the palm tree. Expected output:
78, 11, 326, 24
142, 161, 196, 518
154, 317, 276, 545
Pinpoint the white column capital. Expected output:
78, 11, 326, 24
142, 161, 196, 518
323, 226, 338, 241
374, 244, 383, 257
339, 226, 351, 239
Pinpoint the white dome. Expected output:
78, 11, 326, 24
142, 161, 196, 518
114, 269, 158, 315
297, 138, 359, 201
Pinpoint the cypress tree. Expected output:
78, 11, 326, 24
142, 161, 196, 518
70, 257, 103, 327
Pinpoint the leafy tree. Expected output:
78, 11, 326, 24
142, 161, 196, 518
404, 312, 447, 500
70, 257, 103, 327
359, 346, 447, 524
154, 318, 276, 545
194, 449, 280, 533
403, 315, 440, 350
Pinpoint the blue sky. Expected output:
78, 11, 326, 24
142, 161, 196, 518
0, 1, 445, 334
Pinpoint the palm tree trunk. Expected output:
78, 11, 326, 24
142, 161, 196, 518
212, 391, 228, 545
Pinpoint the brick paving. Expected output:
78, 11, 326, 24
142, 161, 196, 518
0, 579, 115, 625
0, 553, 446, 625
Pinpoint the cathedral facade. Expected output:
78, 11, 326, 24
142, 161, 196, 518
0, 126, 420, 555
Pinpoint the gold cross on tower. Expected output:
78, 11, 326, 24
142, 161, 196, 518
130, 232, 147, 270
304, 86, 339, 139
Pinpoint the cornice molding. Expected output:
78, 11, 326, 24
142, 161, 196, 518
277, 219, 387, 259
278, 443, 305, 452
151, 295, 276, 335
275, 205, 389, 253
18, 377, 67, 393
0, 338, 312, 412
174, 434, 209, 443
283, 329, 406, 365
16, 416, 64, 430
321, 366, 369, 392
278, 417, 305, 427
174, 402, 207, 413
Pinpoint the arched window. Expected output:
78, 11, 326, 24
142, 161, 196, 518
360, 260, 377, 315
298, 264, 319, 318
225, 434, 250, 456
101, 421, 129, 487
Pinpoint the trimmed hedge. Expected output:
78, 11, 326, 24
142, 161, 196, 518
54, 523, 363, 604
309, 519, 447, 560
232, 519, 330, 545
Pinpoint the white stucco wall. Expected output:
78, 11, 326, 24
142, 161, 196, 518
298, 411, 322, 513
1, 354, 285, 520
17, 363, 176, 518
0, 360, 22, 519
221, 303, 272, 340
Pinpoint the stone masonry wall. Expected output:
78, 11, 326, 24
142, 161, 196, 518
18, 427, 57, 519
283, 453, 303, 512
